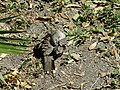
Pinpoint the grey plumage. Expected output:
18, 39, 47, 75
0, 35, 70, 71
33, 30, 66, 73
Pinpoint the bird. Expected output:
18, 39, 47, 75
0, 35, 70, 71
33, 30, 66, 73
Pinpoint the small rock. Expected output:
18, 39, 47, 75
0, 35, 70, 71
71, 53, 81, 61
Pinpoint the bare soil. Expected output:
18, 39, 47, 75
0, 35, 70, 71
0, 1, 119, 90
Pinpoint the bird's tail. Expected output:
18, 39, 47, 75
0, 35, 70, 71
43, 56, 55, 74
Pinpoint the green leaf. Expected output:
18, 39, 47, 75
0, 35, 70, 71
53, 4, 63, 13
0, 36, 30, 42
0, 42, 28, 54
0, 47, 27, 54
0, 30, 26, 34
0, 72, 7, 85
0, 16, 17, 22
0, 5, 14, 13
0, 43, 28, 54
0, 42, 28, 48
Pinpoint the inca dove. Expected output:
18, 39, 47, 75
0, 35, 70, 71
33, 30, 65, 73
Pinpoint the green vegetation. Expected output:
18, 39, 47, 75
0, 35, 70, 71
0, 16, 29, 54
0, 0, 31, 54
0, 0, 120, 89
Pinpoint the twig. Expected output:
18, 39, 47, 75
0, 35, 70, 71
47, 83, 66, 90
90, 76, 100, 90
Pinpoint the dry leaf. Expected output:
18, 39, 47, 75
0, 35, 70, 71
54, 13, 59, 23
61, 70, 69, 77
100, 36, 109, 41
74, 72, 85, 76
24, 84, 32, 89
35, 16, 51, 21
29, 3, 33, 9
60, 11, 69, 19
0, 4, 5, 10
81, 0, 86, 4
16, 80, 20, 86
111, 46, 120, 60
69, 81, 74, 85
70, 53, 81, 60
89, 36, 93, 41
68, 22, 76, 30
21, 81, 28, 87
89, 41, 98, 50
67, 59, 74, 63
90, 3, 97, 8
108, 31, 117, 36
101, 32, 109, 41
111, 46, 117, 56
0, 53, 7, 60
118, 27, 120, 32
65, 4, 81, 8
94, 7, 104, 13
14, 87, 19, 90
102, 32, 108, 37
80, 82, 86, 88
4, 74, 12, 79
72, 14, 80, 21
11, 68, 19, 76
82, 22, 90, 27
99, 72, 110, 77
8, 77, 17, 84
67, 40, 74, 46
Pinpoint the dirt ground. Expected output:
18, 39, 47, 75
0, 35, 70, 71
0, 0, 120, 90
0, 28, 114, 90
